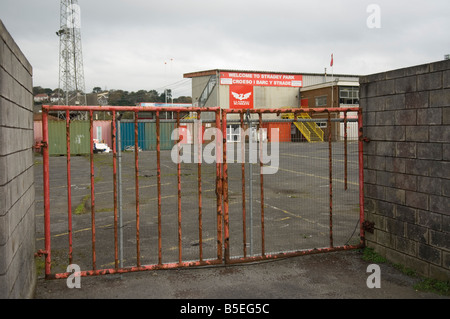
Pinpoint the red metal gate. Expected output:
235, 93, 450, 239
36, 105, 365, 279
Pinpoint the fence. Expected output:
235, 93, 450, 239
36, 105, 365, 279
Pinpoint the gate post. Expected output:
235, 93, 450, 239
216, 109, 223, 262
358, 109, 366, 246
222, 110, 230, 263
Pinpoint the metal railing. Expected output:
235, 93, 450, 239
37, 105, 365, 279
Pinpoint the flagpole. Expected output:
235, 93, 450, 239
331, 54, 334, 108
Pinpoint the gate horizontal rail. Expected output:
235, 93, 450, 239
38, 105, 365, 279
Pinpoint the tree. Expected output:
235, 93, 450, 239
174, 96, 192, 103
33, 86, 192, 106
147, 90, 159, 101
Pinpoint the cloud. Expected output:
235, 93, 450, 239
1, 0, 449, 96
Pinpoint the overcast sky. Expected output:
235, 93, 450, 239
1, 0, 449, 97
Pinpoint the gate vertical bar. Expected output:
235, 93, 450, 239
222, 110, 229, 263
176, 112, 182, 265
240, 111, 247, 258
42, 109, 51, 278
358, 109, 365, 246
65, 111, 73, 264
344, 111, 348, 191
134, 112, 140, 267
117, 115, 124, 269
259, 113, 265, 256
89, 110, 96, 270
246, 110, 253, 256
216, 109, 223, 261
327, 111, 333, 248
156, 111, 162, 265
112, 111, 118, 270
197, 112, 203, 261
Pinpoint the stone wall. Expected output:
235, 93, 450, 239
0, 20, 35, 298
360, 59, 450, 280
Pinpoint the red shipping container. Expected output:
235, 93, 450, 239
261, 122, 291, 142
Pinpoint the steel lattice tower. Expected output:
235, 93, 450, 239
57, 0, 87, 118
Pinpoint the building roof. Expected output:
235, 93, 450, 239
301, 80, 360, 92
183, 68, 361, 79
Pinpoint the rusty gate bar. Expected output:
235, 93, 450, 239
327, 111, 333, 248
239, 112, 247, 258
65, 111, 73, 265
176, 112, 182, 265
89, 110, 96, 270
112, 111, 118, 270
222, 110, 230, 262
258, 112, 265, 257
216, 109, 223, 262
134, 111, 141, 267
344, 112, 348, 191
197, 112, 203, 261
156, 111, 162, 265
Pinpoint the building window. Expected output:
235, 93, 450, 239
227, 125, 241, 142
315, 96, 327, 107
339, 87, 359, 105
96, 126, 102, 141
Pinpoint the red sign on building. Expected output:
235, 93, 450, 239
229, 85, 254, 109
223, 71, 302, 109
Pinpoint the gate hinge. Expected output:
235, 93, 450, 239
360, 136, 370, 143
362, 221, 375, 233
34, 141, 48, 151
35, 249, 48, 257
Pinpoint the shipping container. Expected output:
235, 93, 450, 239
47, 121, 90, 155
261, 122, 292, 142
93, 120, 112, 148
143, 121, 176, 150
119, 122, 146, 152
36, 119, 180, 155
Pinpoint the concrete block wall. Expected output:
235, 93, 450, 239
0, 20, 35, 298
360, 59, 450, 280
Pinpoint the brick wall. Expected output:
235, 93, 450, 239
360, 59, 450, 280
0, 20, 35, 298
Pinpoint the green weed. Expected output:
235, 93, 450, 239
362, 247, 450, 296
414, 279, 450, 296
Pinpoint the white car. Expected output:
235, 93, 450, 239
94, 141, 111, 153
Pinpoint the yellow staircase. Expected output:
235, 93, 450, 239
282, 113, 324, 143
181, 113, 197, 120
